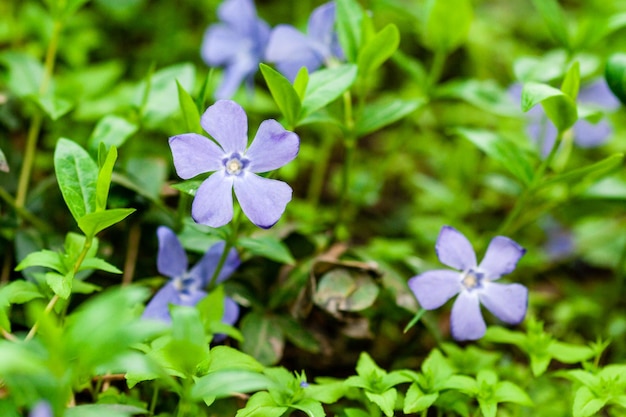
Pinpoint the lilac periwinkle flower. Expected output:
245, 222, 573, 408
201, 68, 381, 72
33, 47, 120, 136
408, 226, 528, 341
169, 100, 299, 229
201, 0, 270, 98
142, 226, 240, 327
265, 2, 344, 82
510, 79, 620, 156
29, 402, 53, 417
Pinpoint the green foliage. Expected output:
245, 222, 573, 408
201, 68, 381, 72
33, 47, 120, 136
521, 82, 578, 132
422, 0, 473, 53
260, 63, 301, 128
605, 53, 626, 105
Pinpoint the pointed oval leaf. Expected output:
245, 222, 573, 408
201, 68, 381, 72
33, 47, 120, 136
521, 82, 577, 131
260, 63, 301, 128
605, 53, 626, 105
300, 64, 358, 121
423, 0, 473, 52
357, 24, 400, 75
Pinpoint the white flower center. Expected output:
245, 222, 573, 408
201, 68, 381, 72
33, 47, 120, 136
461, 269, 484, 291
226, 158, 243, 175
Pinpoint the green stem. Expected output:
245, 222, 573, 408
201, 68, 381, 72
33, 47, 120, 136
207, 209, 242, 290
335, 91, 355, 239
0, 186, 53, 232
306, 131, 335, 207
149, 384, 160, 416
14, 19, 62, 211
427, 50, 447, 92
497, 130, 564, 236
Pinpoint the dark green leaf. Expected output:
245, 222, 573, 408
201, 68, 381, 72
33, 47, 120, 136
240, 311, 284, 365
357, 24, 400, 75
260, 63, 301, 128
300, 64, 357, 121
530, 0, 570, 48
605, 53, 626, 105
454, 128, 535, 185
177, 80, 202, 134
54, 138, 98, 221
170, 179, 203, 196
336, 0, 364, 62
238, 236, 295, 265
423, 0, 473, 52
355, 97, 424, 136
77, 208, 135, 237
275, 316, 320, 353
87, 115, 138, 154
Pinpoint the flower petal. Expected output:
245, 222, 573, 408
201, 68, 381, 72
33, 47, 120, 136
189, 241, 241, 286
215, 56, 257, 99
156, 226, 188, 279
246, 120, 299, 172
408, 270, 461, 310
578, 79, 621, 110
234, 173, 292, 228
201, 100, 248, 154
192, 171, 235, 228
574, 118, 612, 148
223, 296, 240, 326
478, 236, 525, 279
307, 2, 336, 45
169, 133, 224, 179
218, 0, 260, 37
450, 291, 486, 341
480, 282, 528, 325
30, 402, 53, 417
201, 25, 246, 66
435, 226, 477, 271
265, 25, 324, 81
142, 283, 208, 323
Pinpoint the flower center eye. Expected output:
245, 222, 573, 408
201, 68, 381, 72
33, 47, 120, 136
462, 269, 484, 290
223, 153, 248, 176
173, 274, 197, 295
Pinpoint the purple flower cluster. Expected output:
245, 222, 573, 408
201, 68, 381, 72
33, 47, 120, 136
142, 226, 240, 328
409, 226, 528, 341
201, 0, 343, 96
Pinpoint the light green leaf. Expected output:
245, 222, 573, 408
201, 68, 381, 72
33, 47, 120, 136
46, 271, 73, 299
293, 67, 309, 101
206, 345, 265, 374
260, 63, 301, 128
423, 0, 473, 52
561, 61, 580, 100
436, 79, 520, 117
403, 383, 439, 413
300, 64, 358, 120
95, 145, 117, 211
364, 389, 397, 417
540, 153, 624, 189
357, 24, 400, 75
77, 208, 135, 238
336, 0, 364, 62
87, 115, 138, 153
355, 97, 424, 136
573, 386, 607, 417
547, 341, 595, 364
177, 80, 202, 134
529, 353, 552, 377
530, 0, 570, 48
0, 51, 44, 97
314, 269, 379, 313
291, 398, 326, 417
478, 400, 497, 417
15, 250, 65, 274
494, 381, 533, 406
192, 369, 274, 399
238, 236, 295, 265
54, 138, 98, 222
79, 258, 122, 274
521, 82, 577, 131
33, 93, 73, 120
454, 128, 535, 185
0, 280, 43, 304
605, 53, 626, 105
64, 404, 146, 417
235, 392, 287, 417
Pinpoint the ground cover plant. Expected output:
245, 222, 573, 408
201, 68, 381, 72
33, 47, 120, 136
1, 0, 626, 415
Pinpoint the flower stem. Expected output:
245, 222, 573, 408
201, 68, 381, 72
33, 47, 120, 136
497, 130, 564, 236
207, 209, 242, 290
334, 91, 356, 239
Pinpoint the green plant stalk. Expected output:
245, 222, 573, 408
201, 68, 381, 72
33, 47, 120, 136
207, 208, 242, 290
427, 49, 447, 92
149, 384, 160, 416
497, 130, 565, 236
14, 19, 62, 210
335, 91, 356, 238
0, 186, 52, 232
307, 131, 335, 207
25, 236, 93, 341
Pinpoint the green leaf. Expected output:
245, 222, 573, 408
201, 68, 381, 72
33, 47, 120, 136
291, 398, 326, 417
206, 345, 265, 374
605, 53, 626, 105
196, 285, 225, 330
177, 80, 202, 133
521, 82, 577, 131
355, 97, 423, 136
357, 24, 400, 75
442, 375, 477, 394
540, 153, 624, 189
547, 341, 595, 364
0, 147, 8, 173
293, 67, 309, 101
260, 63, 301, 128
64, 404, 146, 417
336, 0, 364, 62
423, 0, 473, 52
403, 383, 439, 413
364, 389, 397, 417
0, 51, 44, 97
236, 392, 288, 417
573, 386, 607, 417
170, 179, 203, 196
530, 0, 570, 48
240, 312, 284, 365
54, 138, 99, 221
87, 115, 138, 154
529, 353, 552, 377
454, 128, 535, 185
15, 250, 65, 274
561, 61, 580, 100
77, 208, 135, 237
238, 236, 295, 265
314, 269, 379, 313
33, 93, 73, 120
192, 369, 274, 399
275, 316, 320, 353
46, 271, 73, 299
436, 79, 521, 117
493, 381, 533, 406
300, 64, 358, 120
79, 257, 122, 274
478, 400, 497, 417
95, 145, 117, 211
0, 280, 43, 304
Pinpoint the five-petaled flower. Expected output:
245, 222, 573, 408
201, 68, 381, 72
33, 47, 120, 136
169, 100, 299, 229
265, 1, 344, 82
142, 226, 240, 329
201, 0, 270, 98
408, 226, 528, 341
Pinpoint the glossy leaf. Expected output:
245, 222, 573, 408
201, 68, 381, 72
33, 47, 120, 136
192, 369, 274, 399
177, 80, 202, 134
521, 82, 577, 131
357, 24, 400, 76
336, 0, 364, 62
605, 53, 626, 105
300, 64, 357, 120
0, 147, 8, 172
355, 97, 424, 136
260, 63, 301, 128
77, 208, 135, 238
15, 250, 65, 274
54, 138, 98, 222
95, 145, 117, 212
423, 0, 473, 52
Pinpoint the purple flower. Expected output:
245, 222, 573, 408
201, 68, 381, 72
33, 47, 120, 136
142, 226, 240, 327
510, 79, 620, 156
201, 0, 270, 98
265, 2, 344, 82
29, 402, 52, 417
408, 226, 528, 341
169, 100, 299, 229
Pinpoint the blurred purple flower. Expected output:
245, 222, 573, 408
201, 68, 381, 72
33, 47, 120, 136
201, 0, 270, 98
142, 226, 240, 327
169, 100, 299, 229
30, 402, 52, 417
265, 2, 344, 81
510, 79, 620, 156
408, 226, 528, 341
